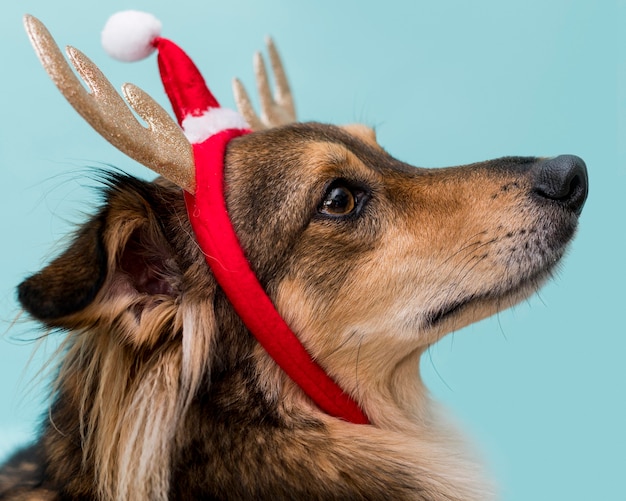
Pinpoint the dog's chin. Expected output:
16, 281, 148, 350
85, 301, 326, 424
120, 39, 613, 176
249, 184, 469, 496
423, 264, 557, 340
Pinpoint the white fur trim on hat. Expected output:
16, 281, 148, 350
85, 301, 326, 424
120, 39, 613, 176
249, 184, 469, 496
182, 108, 250, 143
102, 10, 162, 62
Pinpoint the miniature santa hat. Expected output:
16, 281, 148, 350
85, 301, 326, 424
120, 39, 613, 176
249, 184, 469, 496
101, 11, 369, 425
102, 10, 249, 142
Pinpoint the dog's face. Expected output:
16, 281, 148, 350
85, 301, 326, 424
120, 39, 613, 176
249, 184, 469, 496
21, 121, 587, 383
11, 121, 587, 500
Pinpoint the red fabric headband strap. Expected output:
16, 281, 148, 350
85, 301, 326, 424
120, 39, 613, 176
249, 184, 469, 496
183, 130, 369, 425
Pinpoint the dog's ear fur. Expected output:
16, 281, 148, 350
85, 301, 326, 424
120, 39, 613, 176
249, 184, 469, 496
17, 175, 184, 336
17, 215, 107, 322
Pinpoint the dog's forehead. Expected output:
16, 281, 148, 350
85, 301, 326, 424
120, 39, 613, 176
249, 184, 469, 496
320, 126, 418, 179
269, 122, 418, 177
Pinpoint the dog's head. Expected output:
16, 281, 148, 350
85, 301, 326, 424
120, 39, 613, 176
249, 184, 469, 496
18, 120, 587, 408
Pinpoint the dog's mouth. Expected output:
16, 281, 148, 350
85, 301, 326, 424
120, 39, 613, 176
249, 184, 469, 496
425, 297, 476, 327
423, 264, 556, 330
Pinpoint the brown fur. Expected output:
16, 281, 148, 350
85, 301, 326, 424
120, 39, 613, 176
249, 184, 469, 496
1, 122, 585, 500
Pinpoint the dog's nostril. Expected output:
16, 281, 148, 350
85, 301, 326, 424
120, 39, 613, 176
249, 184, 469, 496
533, 155, 588, 215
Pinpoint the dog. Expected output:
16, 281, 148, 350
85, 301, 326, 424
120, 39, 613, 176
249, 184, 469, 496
0, 14, 588, 501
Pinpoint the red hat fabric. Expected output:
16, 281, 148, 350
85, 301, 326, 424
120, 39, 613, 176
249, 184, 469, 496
153, 36, 219, 123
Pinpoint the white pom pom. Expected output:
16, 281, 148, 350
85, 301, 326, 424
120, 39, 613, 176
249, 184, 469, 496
101, 10, 162, 62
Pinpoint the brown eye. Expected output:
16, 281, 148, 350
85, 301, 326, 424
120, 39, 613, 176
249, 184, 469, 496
321, 186, 356, 215
318, 179, 370, 219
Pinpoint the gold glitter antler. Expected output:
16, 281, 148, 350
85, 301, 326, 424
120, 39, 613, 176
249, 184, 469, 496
232, 38, 296, 131
23, 15, 196, 193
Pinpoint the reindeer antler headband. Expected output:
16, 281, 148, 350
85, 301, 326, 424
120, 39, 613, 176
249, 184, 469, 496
24, 11, 369, 425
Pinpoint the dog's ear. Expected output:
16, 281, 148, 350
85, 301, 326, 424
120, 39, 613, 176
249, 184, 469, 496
17, 214, 107, 322
17, 177, 185, 341
340, 124, 380, 149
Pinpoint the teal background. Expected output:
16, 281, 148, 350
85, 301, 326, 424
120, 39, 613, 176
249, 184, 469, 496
0, 1, 623, 499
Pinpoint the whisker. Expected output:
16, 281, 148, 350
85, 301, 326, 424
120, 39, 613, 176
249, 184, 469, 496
436, 237, 498, 294
354, 336, 364, 402
440, 230, 489, 265
426, 345, 453, 392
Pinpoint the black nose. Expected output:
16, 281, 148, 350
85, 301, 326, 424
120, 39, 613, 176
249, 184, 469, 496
533, 155, 588, 215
